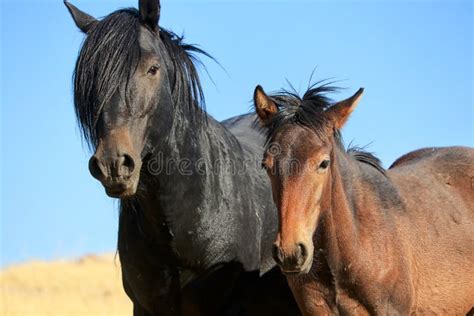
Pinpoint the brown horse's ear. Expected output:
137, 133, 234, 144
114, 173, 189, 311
139, 0, 161, 32
326, 88, 364, 129
254, 85, 278, 123
64, 1, 98, 33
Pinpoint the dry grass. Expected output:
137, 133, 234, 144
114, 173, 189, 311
0, 254, 133, 316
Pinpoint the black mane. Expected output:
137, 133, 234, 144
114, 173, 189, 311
259, 82, 386, 175
347, 144, 386, 175
159, 27, 212, 119
73, 8, 209, 149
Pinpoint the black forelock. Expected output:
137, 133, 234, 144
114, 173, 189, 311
74, 9, 141, 149
73, 8, 210, 149
256, 80, 385, 175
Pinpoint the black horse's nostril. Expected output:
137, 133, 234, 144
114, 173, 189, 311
272, 244, 283, 265
89, 153, 136, 180
111, 154, 136, 178
121, 153, 135, 175
89, 155, 105, 180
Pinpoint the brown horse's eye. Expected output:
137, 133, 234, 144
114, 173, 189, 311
318, 159, 330, 171
147, 65, 159, 76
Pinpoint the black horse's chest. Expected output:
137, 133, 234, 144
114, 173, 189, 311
166, 202, 241, 269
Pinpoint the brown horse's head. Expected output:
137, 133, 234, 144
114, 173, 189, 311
254, 84, 363, 275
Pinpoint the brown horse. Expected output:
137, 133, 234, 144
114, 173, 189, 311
253, 83, 474, 315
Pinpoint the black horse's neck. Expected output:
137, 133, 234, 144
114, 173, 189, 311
132, 40, 266, 272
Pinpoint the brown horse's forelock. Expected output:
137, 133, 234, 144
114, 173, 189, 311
259, 81, 386, 175
261, 81, 336, 143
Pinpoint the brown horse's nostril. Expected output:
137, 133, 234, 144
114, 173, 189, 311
89, 155, 106, 180
272, 244, 284, 265
296, 243, 308, 266
275, 242, 310, 271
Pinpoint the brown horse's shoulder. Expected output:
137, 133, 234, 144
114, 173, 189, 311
431, 146, 474, 166
389, 146, 474, 198
389, 147, 440, 169
431, 147, 474, 198
416, 146, 474, 178
389, 146, 474, 169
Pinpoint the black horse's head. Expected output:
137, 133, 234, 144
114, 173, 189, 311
66, 0, 206, 198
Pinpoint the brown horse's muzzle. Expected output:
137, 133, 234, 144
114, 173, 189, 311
272, 238, 314, 276
88, 128, 142, 198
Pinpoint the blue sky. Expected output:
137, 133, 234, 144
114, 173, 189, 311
1, 0, 472, 267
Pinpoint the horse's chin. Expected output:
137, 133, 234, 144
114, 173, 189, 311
104, 180, 139, 199
280, 260, 313, 277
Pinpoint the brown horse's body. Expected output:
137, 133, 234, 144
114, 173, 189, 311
253, 84, 474, 315
289, 146, 474, 315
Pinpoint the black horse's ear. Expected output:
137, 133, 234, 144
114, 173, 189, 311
254, 85, 278, 124
139, 0, 160, 32
64, 1, 98, 33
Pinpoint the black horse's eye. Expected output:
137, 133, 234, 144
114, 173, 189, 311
147, 65, 159, 76
318, 159, 330, 171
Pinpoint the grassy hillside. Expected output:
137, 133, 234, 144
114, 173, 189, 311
1, 254, 132, 316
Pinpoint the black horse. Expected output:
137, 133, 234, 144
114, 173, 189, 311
65, 1, 298, 315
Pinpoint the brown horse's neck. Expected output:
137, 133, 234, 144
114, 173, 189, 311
319, 146, 358, 268
320, 144, 398, 274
